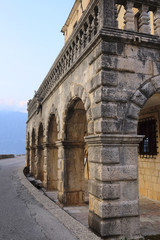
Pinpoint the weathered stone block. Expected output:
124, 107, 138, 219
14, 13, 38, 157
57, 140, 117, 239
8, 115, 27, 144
88, 70, 118, 94
127, 103, 140, 120
101, 55, 153, 75
151, 75, 160, 90
141, 81, 156, 98
153, 61, 160, 76
58, 147, 64, 159
101, 70, 118, 87
120, 146, 138, 165
92, 102, 117, 120
88, 73, 101, 93
88, 180, 120, 200
58, 170, 63, 181
120, 181, 139, 201
88, 211, 121, 237
58, 159, 62, 169
93, 87, 102, 104
89, 162, 96, 180
121, 216, 140, 237
131, 90, 147, 107
90, 197, 139, 218
87, 120, 94, 135
102, 42, 118, 55
102, 87, 128, 103
88, 145, 120, 164
95, 165, 138, 182
94, 119, 123, 134
123, 119, 138, 134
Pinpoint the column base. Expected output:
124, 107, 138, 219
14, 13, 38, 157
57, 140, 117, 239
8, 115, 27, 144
89, 211, 143, 240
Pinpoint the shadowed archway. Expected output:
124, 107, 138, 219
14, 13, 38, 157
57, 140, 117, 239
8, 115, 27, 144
64, 98, 88, 206
47, 114, 58, 190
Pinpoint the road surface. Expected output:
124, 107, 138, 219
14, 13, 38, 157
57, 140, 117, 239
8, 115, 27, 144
0, 156, 77, 240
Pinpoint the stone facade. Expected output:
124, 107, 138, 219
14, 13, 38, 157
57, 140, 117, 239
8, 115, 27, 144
26, 0, 160, 239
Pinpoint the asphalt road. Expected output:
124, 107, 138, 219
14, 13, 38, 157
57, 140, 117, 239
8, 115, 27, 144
0, 156, 77, 240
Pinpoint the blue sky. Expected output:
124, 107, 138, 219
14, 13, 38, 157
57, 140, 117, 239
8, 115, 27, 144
0, 0, 75, 112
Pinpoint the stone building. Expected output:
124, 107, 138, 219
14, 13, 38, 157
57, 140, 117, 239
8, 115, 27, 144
26, 0, 160, 239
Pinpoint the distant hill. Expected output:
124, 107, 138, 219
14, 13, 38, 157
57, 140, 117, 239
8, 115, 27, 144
0, 111, 27, 155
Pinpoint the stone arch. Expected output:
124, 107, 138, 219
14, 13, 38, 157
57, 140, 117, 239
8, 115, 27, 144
46, 104, 60, 142
31, 128, 36, 176
46, 113, 58, 190
62, 84, 92, 139
125, 74, 160, 203
63, 97, 89, 206
37, 122, 45, 183
124, 75, 160, 134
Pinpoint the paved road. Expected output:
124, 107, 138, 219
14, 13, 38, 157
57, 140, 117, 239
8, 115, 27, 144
0, 156, 77, 240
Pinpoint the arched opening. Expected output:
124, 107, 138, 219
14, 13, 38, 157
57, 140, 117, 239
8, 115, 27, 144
138, 92, 160, 236
31, 129, 36, 177
64, 98, 88, 206
47, 114, 58, 190
37, 123, 44, 183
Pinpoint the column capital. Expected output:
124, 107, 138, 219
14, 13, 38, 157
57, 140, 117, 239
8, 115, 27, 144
85, 134, 144, 145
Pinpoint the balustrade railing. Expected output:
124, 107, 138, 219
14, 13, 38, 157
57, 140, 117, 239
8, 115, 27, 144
28, 0, 100, 118
28, 0, 160, 119
116, 0, 160, 35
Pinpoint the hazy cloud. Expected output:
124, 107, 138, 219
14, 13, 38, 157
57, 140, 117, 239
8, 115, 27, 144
0, 98, 27, 112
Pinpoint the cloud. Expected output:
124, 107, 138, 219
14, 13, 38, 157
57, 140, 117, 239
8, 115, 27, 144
0, 99, 4, 105
19, 100, 27, 107
8, 99, 15, 106
0, 98, 27, 112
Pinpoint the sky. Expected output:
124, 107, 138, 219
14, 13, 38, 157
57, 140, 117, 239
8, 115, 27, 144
0, 0, 75, 112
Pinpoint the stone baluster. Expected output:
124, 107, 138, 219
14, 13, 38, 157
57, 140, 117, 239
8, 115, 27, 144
83, 23, 88, 48
72, 42, 75, 62
88, 14, 94, 41
75, 37, 79, 59
79, 30, 83, 54
124, 2, 135, 31
139, 5, 150, 34
154, 8, 160, 36
94, 6, 99, 35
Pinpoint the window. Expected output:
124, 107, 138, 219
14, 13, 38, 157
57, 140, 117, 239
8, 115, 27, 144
138, 117, 157, 158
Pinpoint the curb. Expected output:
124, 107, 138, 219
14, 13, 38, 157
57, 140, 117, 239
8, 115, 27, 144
18, 167, 101, 240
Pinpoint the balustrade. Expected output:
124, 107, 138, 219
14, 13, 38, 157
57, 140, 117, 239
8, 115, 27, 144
116, 0, 160, 36
28, 0, 160, 119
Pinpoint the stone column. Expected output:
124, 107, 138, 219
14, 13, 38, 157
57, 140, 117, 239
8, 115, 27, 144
85, 134, 143, 240
154, 8, 160, 36
26, 146, 30, 168
139, 5, 150, 34
124, 2, 135, 31
56, 140, 66, 205
35, 146, 39, 179
30, 147, 34, 175
43, 144, 49, 188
